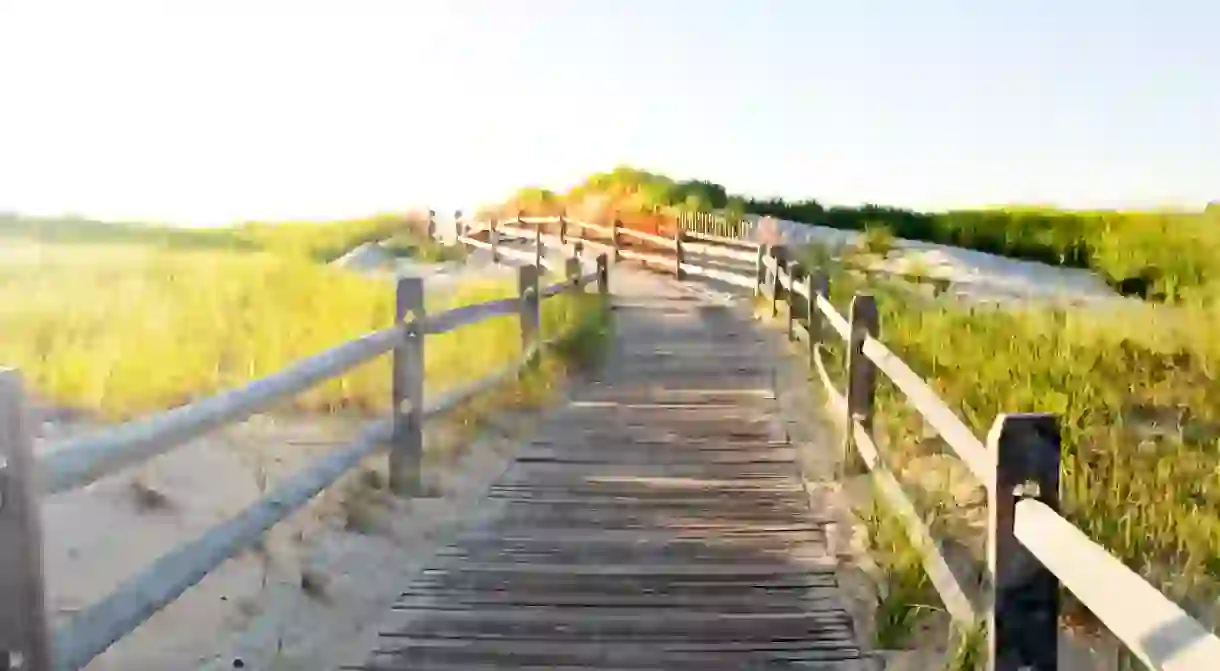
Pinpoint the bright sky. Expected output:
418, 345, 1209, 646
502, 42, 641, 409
1, 0, 1216, 225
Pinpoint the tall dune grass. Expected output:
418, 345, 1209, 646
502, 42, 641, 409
0, 212, 434, 262
805, 252, 1220, 633
0, 243, 602, 420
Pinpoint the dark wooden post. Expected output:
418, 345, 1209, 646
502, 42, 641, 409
523, 211, 541, 269
806, 270, 829, 359
0, 370, 52, 671
490, 217, 500, 264
769, 246, 784, 318
674, 227, 684, 280
390, 277, 425, 496
843, 294, 878, 473
754, 244, 766, 297
518, 265, 541, 366
610, 216, 621, 262
785, 262, 803, 341
987, 413, 1061, 671
596, 253, 609, 297
558, 212, 568, 245
565, 255, 581, 292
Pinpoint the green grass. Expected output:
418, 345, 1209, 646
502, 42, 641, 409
856, 496, 939, 649
803, 249, 1220, 632
0, 212, 434, 262
380, 232, 468, 263
0, 243, 604, 420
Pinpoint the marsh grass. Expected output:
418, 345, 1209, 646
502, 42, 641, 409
0, 244, 606, 421
0, 212, 430, 261
380, 233, 468, 263
857, 496, 939, 649
800, 245, 1220, 636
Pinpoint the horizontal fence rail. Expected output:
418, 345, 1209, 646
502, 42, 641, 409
752, 244, 1220, 671
457, 211, 761, 289
0, 240, 611, 671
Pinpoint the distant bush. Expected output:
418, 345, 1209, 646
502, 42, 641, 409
485, 166, 1220, 306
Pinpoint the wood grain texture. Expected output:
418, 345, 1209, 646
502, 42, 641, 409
349, 272, 866, 670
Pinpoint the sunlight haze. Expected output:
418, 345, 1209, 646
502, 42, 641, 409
1, 0, 1216, 225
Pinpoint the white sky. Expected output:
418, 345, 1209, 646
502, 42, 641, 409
2, 0, 1217, 225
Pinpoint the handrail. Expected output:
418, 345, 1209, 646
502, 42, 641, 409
35, 326, 407, 495
860, 337, 994, 484
0, 238, 613, 671
613, 226, 676, 248
1014, 499, 1220, 671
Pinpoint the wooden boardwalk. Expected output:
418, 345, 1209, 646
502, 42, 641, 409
348, 272, 865, 670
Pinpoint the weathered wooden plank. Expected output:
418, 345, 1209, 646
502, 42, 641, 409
393, 590, 846, 612
514, 449, 798, 465
616, 226, 678, 248
0, 371, 52, 671
618, 248, 674, 267
382, 608, 857, 641
681, 241, 759, 263
861, 336, 994, 485
432, 544, 830, 566
1015, 499, 1220, 671
36, 324, 405, 495
445, 527, 830, 547
678, 262, 756, 289
363, 639, 863, 667
681, 228, 762, 249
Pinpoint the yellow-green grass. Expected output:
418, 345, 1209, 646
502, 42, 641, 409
0, 243, 604, 421
1, 212, 432, 262
805, 253, 1220, 629
235, 214, 427, 261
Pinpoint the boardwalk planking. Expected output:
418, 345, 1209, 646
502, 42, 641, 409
347, 271, 865, 670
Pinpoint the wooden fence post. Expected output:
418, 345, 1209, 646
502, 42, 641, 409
490, 217, 500, 264
806, 270, 829, 359
611, 216, 621, 262
518, 265, 541, 366
0, 370, 52, 671
558, 212, 568, 245
596, 253, 609, 297
565, 255, 581, 293
843, 294, 878, 473
770, 246, 787, 318
523, 211, 541, 269
390, 277, 425, 496
674, 228, 684, 280
986, 413, 1061, 671
754, 244, 766, 297
785, 262, 802, 341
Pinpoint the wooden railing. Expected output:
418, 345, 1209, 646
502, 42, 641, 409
0, 247, 611, 671
456, 212, 761, 291
674, 209, 755, 241
756, 247, 1220, 671
465, 212, 1220, 670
